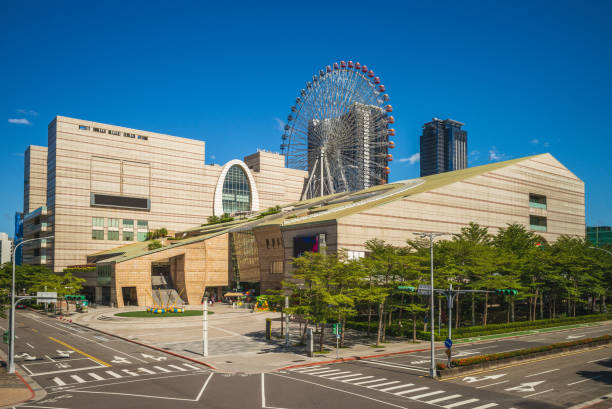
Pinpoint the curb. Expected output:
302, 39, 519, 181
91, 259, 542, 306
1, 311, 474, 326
0, 351, 45, 408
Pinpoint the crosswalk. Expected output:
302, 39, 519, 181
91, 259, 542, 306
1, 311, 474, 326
49, 362, 205, 387
287, 365, 508, 409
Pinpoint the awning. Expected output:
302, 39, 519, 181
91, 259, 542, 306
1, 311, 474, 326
224, 292, 244, 297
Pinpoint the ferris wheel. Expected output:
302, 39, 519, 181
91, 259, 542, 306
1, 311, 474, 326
281, 60, 396, 200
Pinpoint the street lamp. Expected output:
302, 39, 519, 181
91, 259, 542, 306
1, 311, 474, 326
589, 246, 612, 256
413, 232, 447, 378
8, 236, 54, 374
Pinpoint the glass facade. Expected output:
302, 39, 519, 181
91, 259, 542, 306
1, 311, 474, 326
123, 231, 134, 241
222, 165, 251, 213
108, 230, 119, 240
123, 219, 134, 229
530, 215, 547, 232
137, 231, 148, 241
137, 220, 148, 229
109, 218, 119, 228
529, 193, 547, 209
92, 230, 104, 240
92, 217, 104, 228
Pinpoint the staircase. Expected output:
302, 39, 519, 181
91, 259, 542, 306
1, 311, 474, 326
151, 272, 185, 306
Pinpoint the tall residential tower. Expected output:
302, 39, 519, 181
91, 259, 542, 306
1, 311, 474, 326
420, 118, 467, 177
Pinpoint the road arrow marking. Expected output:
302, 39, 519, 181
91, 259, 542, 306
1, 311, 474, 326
566, 335, 584, 339
463, 374, 506, 383
56, 349, 75, 358
141, 353, 167, 361
505, 381, 545, 392
15, 353, 37, 360
110, 356, 131, 364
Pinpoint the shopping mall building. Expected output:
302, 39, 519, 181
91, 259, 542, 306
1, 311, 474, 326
20, 116, 585, 307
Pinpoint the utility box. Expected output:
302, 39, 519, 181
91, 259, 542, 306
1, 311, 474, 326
265, 318, 272, 340
307, 327, 314, 357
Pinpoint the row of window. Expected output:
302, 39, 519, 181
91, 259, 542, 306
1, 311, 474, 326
92, 217, 148, 229
78, 125, 149, 140
266, 237, 281, 249
92, 229, 149, 241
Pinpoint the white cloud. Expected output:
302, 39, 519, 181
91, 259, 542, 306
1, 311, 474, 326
399, 152, 420, 165
530, 139, 539, 144
274, 118, 285, 132
488, 147, 505, 161
17, 109, 38, 116
543, 142, 550, 147
469, 150, 480, 162
8, 118, 32, 125
210, 155, 216, 160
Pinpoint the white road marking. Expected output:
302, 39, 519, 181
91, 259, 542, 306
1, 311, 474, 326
505, 381, 545, 392
368, 381, 400, 388
567, 375, 602, 385
328, 373, 363, 380
410, 390, 446, 399
298, 367, 328, 373
271, 373, 410, 409
443, 398, 480, 408
476, 380, 509, 389
28, 316, 147, 362
168, 364, 187, 372
352, 378, 387, 386
88, 373, 104, 381
319, 371, 352, 378
471, 404, 498, 409
105, 371, 123, 378
463, 374, 505, 383
138, 367, 156, 374
425, 394, 462, 404
70, 375, 86, 383
26, 342, 35, 349
141, 353, 167, 361
183, 363, 201, 370
290, 366, 319, 371
586, 357, 608, 363
196, 373, 213, 402
525, 368, 559, 377
342, 376, 375, 383
379, 384, 415, 392
154, 366, 171, 373
45, 355, 56, 362
122, 369, 139, 376
361, 359, 429, 373
53, 377, 66, 386
110, 356, 131, 364
305, 369, 342, 375
523, 388, 554, 398
395, 387, 429, 396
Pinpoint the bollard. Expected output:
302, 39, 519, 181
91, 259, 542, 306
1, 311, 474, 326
307, 327, 314, 357
265, 318, 272, 340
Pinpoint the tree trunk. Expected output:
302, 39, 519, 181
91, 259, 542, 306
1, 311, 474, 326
455, 293, 460, 329
367, 303, 372, 337
300, 320, 309, 344
280, 309, 284, 337
539, 293, 544, 320
471, 293, 475, 326
340, 318, 346, 348
388, 309, 392, 327
511, 297, 515, 322
319, 323, 325, 352
438, 297, 442, 335
382, 309, 387, 343
376, 302, 384, 346
483, 292, 488, 327
412, 312, 417, 343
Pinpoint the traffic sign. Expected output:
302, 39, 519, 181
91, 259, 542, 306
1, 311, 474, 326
397, 285, 415, 292
332, 323, 341, 335
444, 338, 453, 348
417, 284, 432, 295
36, 291, 57, 302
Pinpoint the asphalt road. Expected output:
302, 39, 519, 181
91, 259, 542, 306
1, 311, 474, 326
0, 311, 609, 409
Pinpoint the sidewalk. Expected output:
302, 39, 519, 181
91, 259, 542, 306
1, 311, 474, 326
0, 348, 42, 409
69, 304, 427, 372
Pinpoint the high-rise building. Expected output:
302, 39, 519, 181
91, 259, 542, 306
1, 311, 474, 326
587, 226, 612, 248
0, 232, 12, 266
420, 118, 467, 177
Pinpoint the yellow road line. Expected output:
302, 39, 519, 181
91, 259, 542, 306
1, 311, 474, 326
439, 345, 610, 381
48, 336, 111, 367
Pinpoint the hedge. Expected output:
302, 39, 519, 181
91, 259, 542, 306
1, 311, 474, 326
346, 313, 612, 341
436, 334, 611, 369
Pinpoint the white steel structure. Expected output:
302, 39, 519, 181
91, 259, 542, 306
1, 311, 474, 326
281, 61, 397, 199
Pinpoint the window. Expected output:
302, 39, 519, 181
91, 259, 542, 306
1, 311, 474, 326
92, 217, 104, 228
123, 219, 134, 230
266, 239, 270, 249
79, 125, 90, 131
347, 250, 365, 260
137, 220, 148, 229
137, 135, 148, 140
93, 127, 106, 133
137, 231, 148, 241
108, 218, 119, 229
529, 193, 547, 209
530, 215, 547, 232
123, 231, 134, 241
109, 130, 120, 136
92, 230, 104, 240
108, 230, 119, 240
271, 260, 284, 274
222, 165, 252, 213
124, 132, 136, 138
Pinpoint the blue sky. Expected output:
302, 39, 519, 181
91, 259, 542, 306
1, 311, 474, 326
1, 1, 611, 236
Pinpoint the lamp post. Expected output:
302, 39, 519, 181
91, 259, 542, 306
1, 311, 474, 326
413, 232, 447, 378
589, 246, 612, 256
9, 236, 54, 374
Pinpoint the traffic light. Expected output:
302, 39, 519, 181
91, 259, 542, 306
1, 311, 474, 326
3, 330, 9, 344
397, 285, 415, 292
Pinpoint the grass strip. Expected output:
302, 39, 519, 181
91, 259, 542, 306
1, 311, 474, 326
115, 310, 214, 318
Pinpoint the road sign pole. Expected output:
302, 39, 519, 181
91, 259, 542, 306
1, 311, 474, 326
448, 284, 453, 367
336, 325, 339, 359
285, 296, 290, 347
429, 235, 435, 378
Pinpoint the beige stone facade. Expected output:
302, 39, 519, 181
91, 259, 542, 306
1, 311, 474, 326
22, 115, 308, 273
